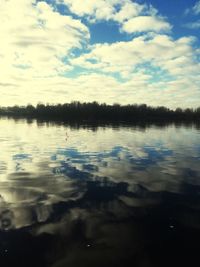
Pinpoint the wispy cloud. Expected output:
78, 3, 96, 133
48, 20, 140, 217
184, 20, 200, 29
191, 1, 200, 15
0, 82, 18, 87
185, 1, 200, 15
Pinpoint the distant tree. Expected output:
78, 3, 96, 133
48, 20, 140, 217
0, 102, 199, 122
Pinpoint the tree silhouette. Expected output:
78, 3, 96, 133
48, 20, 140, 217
0, 102, 199, 123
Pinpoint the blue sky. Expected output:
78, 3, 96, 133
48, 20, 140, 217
0, 0, 200, 108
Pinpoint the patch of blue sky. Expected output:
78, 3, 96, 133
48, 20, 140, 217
61, 65, 125, 83
149, 72, 174, 84
89, 22, 131, 44
52, 1, 67, 14
111, 73, 126, 83
38, 0, 200, 51
150, 0, 197, 13
13, 64, 31, 70
149, 0, 200, 45
135, 62, 174, 83
40, 0, 200, 44
50, 2, 138, 44
60, 66, 87, 78
69, 47, 90, 58
54, 1, 82, 19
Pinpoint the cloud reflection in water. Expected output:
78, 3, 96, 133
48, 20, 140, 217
0, 118, 200, 266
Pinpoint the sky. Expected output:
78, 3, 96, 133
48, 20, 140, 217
0, 0, 200, 108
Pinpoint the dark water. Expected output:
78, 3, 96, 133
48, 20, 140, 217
0, 118, 200, 267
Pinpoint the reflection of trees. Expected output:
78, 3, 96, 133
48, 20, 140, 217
0, 209, 15, 231
0, 102, 200, 123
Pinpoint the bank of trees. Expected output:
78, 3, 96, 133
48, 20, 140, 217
0, 102, 199, 122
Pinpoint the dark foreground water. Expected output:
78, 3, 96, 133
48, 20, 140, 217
0, 118, 200, 267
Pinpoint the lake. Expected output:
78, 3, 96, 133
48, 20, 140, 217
0, 117, 200, 267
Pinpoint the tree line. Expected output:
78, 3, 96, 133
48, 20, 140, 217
0, 102, 200, 122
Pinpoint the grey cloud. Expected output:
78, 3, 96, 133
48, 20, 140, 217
0, 82, 18, 87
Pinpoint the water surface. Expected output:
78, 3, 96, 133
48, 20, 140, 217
0, 118, 200, 266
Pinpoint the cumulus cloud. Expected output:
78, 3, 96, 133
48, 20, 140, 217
59, 0, 171, 33
113, 2, 144, 22
71, 34, 197, 78
122, 16, 171, 33
68, 33, 200, 108
0, 0, 199, 109
0, 0, 89, 81
60, 0, 119, 20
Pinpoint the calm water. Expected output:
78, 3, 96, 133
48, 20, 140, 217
0, 118, 200, 267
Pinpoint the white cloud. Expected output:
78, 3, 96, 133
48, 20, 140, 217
59, 0, 171, 34
67, 33, 200, 109
0, 0, 89, 81
71, 34, 196, 78
113, 2, 144, 22
1, 65, 200, 109
0, 74, 124, 106
122, 16, 171, 33
0, 0, 199, 109
60, 0, 121, 20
